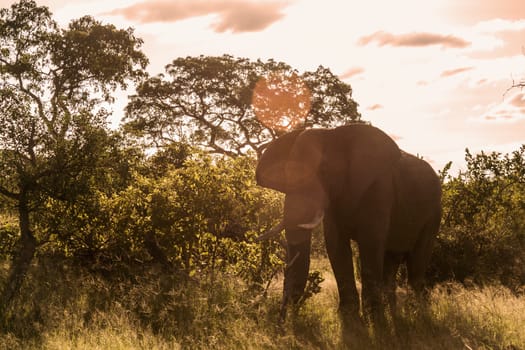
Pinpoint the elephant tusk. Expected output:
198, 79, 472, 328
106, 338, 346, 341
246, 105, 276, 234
255, 221, 285, 242
297, 211, 324, 230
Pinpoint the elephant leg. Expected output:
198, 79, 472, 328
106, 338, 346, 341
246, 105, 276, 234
323, 214, 359, 317
281, 229, 312, 321
407, 218, 439, 299
383, 252, 402, 317
358, 238, 385, 325
355, 175, 393, 325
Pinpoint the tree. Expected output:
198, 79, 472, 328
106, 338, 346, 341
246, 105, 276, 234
0, 0, 147, 316
509, 78, 525, 91
124, 55, 360, 157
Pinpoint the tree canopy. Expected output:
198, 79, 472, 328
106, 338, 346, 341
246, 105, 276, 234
0, 0, 147, 205
124, 55, 360, 157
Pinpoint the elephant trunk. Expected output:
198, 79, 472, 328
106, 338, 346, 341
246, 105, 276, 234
279, 228, 312, 321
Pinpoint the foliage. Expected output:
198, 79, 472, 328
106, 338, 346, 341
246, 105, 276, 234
431, 146, 525, 291
0, 0, 147, 314
0, 0, 147, 210
34, 150, 285, 288
298, 271, 325, 306
118, 153, 285, 286
0, 214, 17, 258
124, 55, 360, 156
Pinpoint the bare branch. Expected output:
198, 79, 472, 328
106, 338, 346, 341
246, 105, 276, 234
256, 221, 284, 242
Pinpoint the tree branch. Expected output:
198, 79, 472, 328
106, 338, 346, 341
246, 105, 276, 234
0, 184, 19, 200
16, 73, 56, 137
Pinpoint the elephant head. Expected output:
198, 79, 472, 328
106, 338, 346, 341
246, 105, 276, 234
256, 124, 401, 314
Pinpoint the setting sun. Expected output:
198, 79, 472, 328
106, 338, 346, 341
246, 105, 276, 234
252, 72, 311, 131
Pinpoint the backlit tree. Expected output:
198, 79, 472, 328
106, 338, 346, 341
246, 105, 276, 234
0, 0, 147, 315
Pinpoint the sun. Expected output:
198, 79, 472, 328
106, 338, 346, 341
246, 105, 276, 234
251, 71, 311, 132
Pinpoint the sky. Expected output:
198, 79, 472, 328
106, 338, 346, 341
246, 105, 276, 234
2, 0, 525, 172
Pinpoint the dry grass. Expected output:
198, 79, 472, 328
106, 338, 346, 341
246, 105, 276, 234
0, 257, 524, 349
430, 283, 525, 349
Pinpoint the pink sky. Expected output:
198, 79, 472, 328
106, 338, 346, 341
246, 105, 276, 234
2, 0, 524, 172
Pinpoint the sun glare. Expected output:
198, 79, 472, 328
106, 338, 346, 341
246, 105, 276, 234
251, 72, 311, 131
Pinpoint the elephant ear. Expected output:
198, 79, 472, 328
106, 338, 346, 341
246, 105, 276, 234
329, 124, 401, 210
256, 129, 303, 192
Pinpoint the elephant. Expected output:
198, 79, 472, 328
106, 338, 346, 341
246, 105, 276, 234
255, 124, 441, 323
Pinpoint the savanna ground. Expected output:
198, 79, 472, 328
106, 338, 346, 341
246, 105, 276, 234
1, 257, 523, 350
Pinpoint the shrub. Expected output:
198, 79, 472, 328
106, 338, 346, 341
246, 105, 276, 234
34, 151, 285, 289
430, 147, 525, 291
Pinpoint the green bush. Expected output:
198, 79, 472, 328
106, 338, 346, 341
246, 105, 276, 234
33, 151, 284, 289
430, 146, 525, 291
136, 153, 284, 286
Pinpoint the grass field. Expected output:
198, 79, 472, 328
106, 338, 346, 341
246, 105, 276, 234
0, 258, 524, 349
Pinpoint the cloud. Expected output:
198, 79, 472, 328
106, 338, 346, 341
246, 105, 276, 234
440, 67, 473, 78
358, 31, 470, 49
339, 67, 364, 80
107, 0, 289, 33
367, 104, 383, 111
476, 79, 488, 85
469, 21, 525, 59
483, 114, 515, 121
443, 1, 525, 24
480, 92, 525, 123
510, 93, 525, 108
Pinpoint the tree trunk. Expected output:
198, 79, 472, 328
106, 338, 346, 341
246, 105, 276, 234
0, 200, 37, 320
144, 228, 170, 269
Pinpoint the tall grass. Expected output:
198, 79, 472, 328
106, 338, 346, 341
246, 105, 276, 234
0, 257, 523, 349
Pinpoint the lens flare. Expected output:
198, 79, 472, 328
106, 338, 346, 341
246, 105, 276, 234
252, 72, 311, 131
